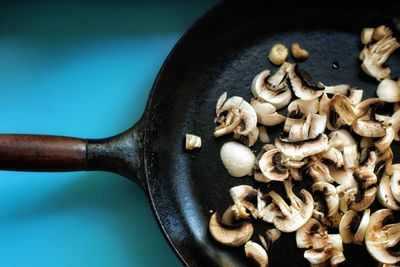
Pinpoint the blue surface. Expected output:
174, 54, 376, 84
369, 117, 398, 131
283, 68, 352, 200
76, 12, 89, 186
0, 1, 216, 266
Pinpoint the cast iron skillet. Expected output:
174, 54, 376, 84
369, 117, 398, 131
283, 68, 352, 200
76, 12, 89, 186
1, 1, 400, 266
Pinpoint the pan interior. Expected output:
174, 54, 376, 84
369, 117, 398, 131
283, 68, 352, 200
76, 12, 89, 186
144, 1, 400, 266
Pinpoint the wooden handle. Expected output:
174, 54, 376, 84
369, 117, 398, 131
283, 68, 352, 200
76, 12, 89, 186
0, 134, 87, 171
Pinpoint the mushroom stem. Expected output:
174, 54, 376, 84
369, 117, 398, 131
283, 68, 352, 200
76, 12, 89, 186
269, 191, 292, 216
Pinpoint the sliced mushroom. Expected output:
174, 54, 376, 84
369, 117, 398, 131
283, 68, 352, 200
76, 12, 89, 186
318, 147, 344, 168
275, 133, 329, 161
258, 228, 282, 251
286, 63, 324, 100
360, 137, 375, 150
258, 126, 270, 143
329, 166, 354, 185
328, 129, 357, 151
347, 88, 364, 105
389, 168, 400, 203
308, 161, 335, 183
269, 178, 314, 232
378, 174, 400, 210
376, 147, 394, 178
312, 182, 339, 218
365, 209, 400, 264
326, 94, 357, 131
251, 69, 292, 109
324, 84, 351, 95
360, 35, 400, 81
361, 27, 375, 44
230, 185, 258, 218
319, 93, 331, 115
353, 208, 371, 245
244, 241, 269, 267
339, 210, 359, 243
352, 114, 386, 138
355, 98, 384, 117
296, 218, 325, 248
209, 212, 253, 247
309, 114, 327, 139
250, 98, 286, 126
288, 98, 320, 115
343, 145, 359, 169
377, 78, 400, 103
373, 25, 393, 41
375, 127, 395, 152
391, 109, 400, 141
291, 42, 309, 60
214, 94, 257, 137
220, 142, 256, 177
259, 148, 289, 181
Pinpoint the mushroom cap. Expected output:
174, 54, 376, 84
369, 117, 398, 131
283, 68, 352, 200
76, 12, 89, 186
259, 148, 289, 181
244, 241, 269, 267
220, 142, 256, 177
379, 174, 400, 210
365, 209, 400, 264
209, 212, 254, 247
377, 78, 400, 103
275, 133, 329, 161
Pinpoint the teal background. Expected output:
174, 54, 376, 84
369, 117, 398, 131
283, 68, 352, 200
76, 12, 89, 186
0, 1, 216, 266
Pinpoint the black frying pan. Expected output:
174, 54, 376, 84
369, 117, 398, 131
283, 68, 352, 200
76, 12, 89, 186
1, 1, 400, 266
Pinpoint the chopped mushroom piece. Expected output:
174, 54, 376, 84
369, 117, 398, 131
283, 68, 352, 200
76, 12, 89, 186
389, 167, 400, 203
234, 126, 259, 147
209, 213, 253, 247
378, 174, 400, 211
251, 98, 286, 126
185, 134, 202, 150
372, 25, 393, 41
361, 27, 375, 44
258, 126, 270, 143
244, 241, 269, 267
258, 228, 282, 251
328, 129, 357, 151
352, 114, 387, 138
286, 63, 324, 100
258, 148, 289, 181
269, 178, 314, 232
326, 94, 357, 131
275, 133, 329, 161
391, 109, 400, 141
360, 35, 400, 81
220, 142, 256, 177
287, 98, 320, 115
343, 145, 358, 169
365, 209, 400, 264
347, 88, 364, 105
312, 182, 339, 217
268, 43, 288, 65
291, 42, 309, 60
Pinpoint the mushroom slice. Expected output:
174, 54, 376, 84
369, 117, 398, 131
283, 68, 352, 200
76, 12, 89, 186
361, 137, 375, 150
326, 94, 357, 131
378, 174, 400, 210
286, 63, 324, 100
353, 208, 371, 245
244, 241, 269, 267
343, 145, 359, 169
377, 78, 400, 103
328, 129, 356, 151
221, 204, 250, 225
258, 228, 282, 251
250, 98, 286, 126
339, 210, 359, 244
259, 148, 289, 181
317, 147, 344, 168
275, 133, 329, 161
365, 209, 400, 264
269, 179, 314, 232
360, 35, 400, 81
308, 161, 335, 183
214, 95, 257, 137
355, 98, 384, 117
376, 147, 394, 178
324, 84, 351, 95
352, 114, 386, 138
288, 98, 320, 115
361, 27, 375, 44
284, 116, 306, 133
351, 157, 378, 211
309, 114, 327, 139
258, 126, 270, 143
372, 25, 393, 41
220, 142, 256, 177
347, 88, 364, 105
319, 93, 331, 115
230, 185, 258, 218
288, 121, 306, 141
329, 166, 354, 185
251, 68, 292, 109
296, 218, 324, 248
391, 109, 400, 141
389, 169, 400, 203
209, 212, 253, 247
375, 127, 395, 152
312, 182, 339, 217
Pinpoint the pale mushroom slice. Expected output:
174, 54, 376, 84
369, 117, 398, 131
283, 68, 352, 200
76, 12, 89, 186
372, 25, 393, 41
269, 178, 314, 232
220, 142, 256, 177
275, 133, 329, 161
214, 94, 257, 137
307, 161, 335, 183
258, 126, 270, 143
258, 148, 289, 181
230, 185, 258, 218
347, 88, 364, 105
352, 113, 386, 138
361, 27, 375, 44
328, 129, 357, 151
251, 68, 292, 109
250, 98, 286, 126
185, 134, 202, 150
360, 35, 400, 81
326, 94, 357, 131
375, 147, 394, 178
317, 147, 344, 168
312, 182, 339, 218
287, 98, 320, 115
378, 174, 400, 210
258, 228, 282, 251
343, 145, 359, 169
339, 210, 359, 244
324, 84, 351, 95
286, 63, 324, 100
389, 167, 400, 203
353, 208, 371, 245
296, 218, 325, 249
391, 109, 400, 141
244, 241, 269, 267
209, 212, 253, 247
365, 209, 400, 264
257, 190, 283, 223
375, 127, 395, 152
319, 93, 330, 115
377, 78, 400, 103
309, 114, 327, 139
